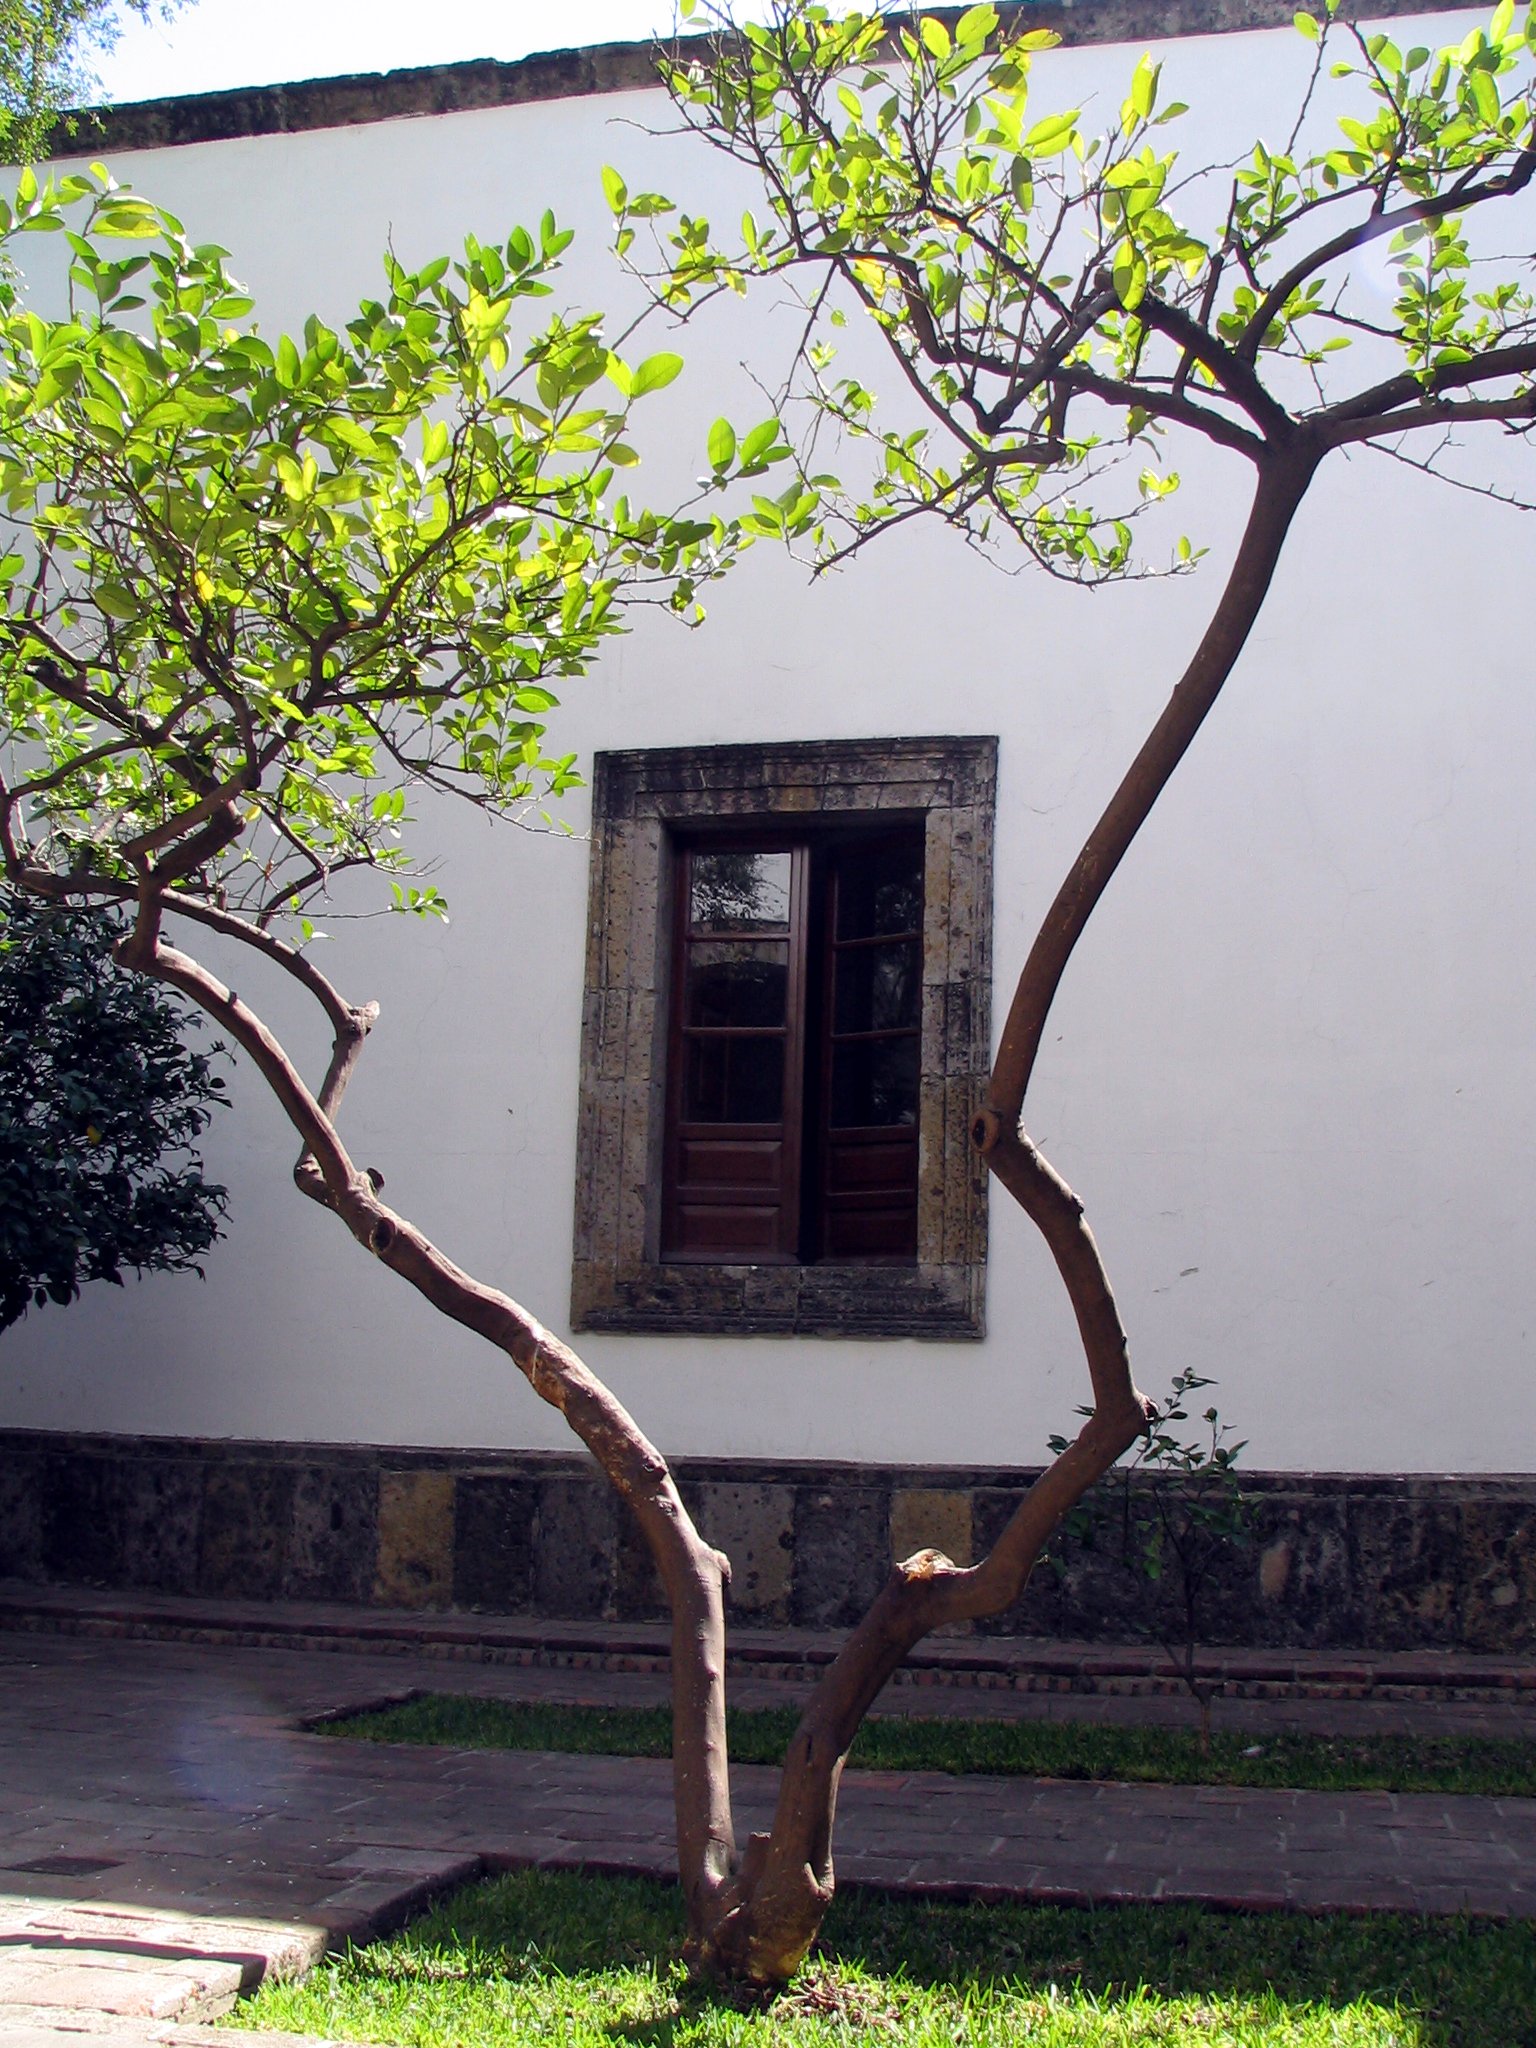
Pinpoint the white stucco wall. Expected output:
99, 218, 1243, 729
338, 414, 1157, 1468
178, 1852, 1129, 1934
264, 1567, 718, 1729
2, 9, 1532, 1472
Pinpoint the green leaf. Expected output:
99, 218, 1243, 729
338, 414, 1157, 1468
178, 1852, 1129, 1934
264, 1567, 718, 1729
601, 165, 628, 213
1024, 110, 1078, 155
629, 352, 683, 398
1113, 243, 1149, 310
707, 417, 737, 470
738, 419, 780, 468
1129, 54, 1158, 122
920, 16, 951, 59
955, 3, 998, 44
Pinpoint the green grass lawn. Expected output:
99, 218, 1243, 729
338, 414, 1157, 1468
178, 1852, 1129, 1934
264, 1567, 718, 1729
322, 1692, 1536, 1798
240, 1865, 1536, 2047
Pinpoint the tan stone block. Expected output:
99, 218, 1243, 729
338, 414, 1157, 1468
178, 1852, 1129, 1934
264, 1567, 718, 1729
916, 1075, 946, 1262
921, 812, 953, 986
890, 1487, 973, 1569
374, 1471, 454, 1609
617, 1075, 654, 1251
625, 819, 665, 991
598, 823, 636, 991
599, 986, 630, 1080
940, 1078, 972, 1267
694, 1482, 794, 1618
775, 782, 818, 811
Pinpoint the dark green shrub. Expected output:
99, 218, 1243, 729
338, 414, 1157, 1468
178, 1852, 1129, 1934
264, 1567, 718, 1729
0, 890, 228, 1330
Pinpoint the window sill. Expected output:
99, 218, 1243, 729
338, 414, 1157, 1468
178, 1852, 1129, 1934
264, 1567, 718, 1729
571, 1257, 985, 1340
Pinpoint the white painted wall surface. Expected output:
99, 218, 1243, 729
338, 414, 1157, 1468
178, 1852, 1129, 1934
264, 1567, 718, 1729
1, 10, 1532, 1472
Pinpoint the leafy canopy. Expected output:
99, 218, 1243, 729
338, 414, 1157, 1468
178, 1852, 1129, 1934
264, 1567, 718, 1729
0, 169, 789, 934
615, 0, 1536, 577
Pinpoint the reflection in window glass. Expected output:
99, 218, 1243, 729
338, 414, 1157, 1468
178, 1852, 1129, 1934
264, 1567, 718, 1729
686, 1034, 786, 1123
831, 1035, 920, 1128
686, 942, 790, 1029
690, 851, 792, 933
836, 841, 922, 940
834, 941, 920, 1034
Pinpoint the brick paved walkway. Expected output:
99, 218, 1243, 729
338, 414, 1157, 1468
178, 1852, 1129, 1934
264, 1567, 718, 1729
5, 1578, 1536, 1734
2, 1604, 1534, 2039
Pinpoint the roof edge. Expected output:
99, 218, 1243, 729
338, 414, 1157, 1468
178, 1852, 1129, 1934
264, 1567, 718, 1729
60, 0, 1456, 157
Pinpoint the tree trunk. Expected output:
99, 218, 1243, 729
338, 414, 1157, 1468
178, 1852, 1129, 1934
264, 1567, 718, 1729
690, 445, 1323, 1980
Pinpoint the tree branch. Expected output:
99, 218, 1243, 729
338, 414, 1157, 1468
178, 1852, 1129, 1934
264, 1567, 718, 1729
1238, 144, 1536, 365
981, 442, 1320, 1135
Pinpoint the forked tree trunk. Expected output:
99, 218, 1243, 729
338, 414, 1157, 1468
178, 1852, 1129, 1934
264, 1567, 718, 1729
113, 443, 1316, 1985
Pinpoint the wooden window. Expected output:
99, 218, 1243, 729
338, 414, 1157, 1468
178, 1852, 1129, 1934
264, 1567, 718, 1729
571, 736, 994, 1340
662, 827, 924, 1265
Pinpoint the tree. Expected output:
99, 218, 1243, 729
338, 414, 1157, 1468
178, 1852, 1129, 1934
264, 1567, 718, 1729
0, 2, 182, 164
0, 887, 227, 1330
0, 0, 1531, 1990
613, 0, 1534, 1976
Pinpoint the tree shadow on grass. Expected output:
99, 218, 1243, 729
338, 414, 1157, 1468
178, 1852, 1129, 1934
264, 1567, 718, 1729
338, 1867, 1536, 2048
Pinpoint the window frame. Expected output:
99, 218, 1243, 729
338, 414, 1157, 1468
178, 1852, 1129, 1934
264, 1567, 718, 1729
570, 736, 996, 1340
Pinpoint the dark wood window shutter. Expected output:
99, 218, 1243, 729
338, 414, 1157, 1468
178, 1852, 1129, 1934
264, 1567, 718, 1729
662, 825, 923, 1267
662, 843, 808, 1262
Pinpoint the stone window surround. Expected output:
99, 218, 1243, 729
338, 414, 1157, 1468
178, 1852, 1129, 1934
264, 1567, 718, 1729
569, 735, 996, 1339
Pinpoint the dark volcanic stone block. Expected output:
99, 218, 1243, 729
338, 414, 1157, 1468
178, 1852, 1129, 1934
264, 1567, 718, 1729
43, 1453, 127, 1586
453, 1475, 536, 1613
968, 1487, 1037, 1635
285, 1466, 378, 1604
198, 1464, 295, 1600
1350, 1490, 1463, 1649
791, 1485, 890, 1628
1459, 1496, 1536, 1651
1243, 1491, 1358, 1647
533, 1472, 617, 1619
121, 1457, 204, 1594
0, 1443, 43, 1578
614, 1507, 666, 1622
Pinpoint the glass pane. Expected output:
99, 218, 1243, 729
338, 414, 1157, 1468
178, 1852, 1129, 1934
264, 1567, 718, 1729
685, 1034, 785, 1123
830, 1035, 919, 1129
689, 850, 792, 933
835, 838, 923, 940
686, 941, 789, 1029
834, 941, 920, 1034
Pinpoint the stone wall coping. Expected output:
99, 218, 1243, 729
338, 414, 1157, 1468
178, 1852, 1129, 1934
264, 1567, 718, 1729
67, 1, 1428, 157
2, 1427, 1532, 1498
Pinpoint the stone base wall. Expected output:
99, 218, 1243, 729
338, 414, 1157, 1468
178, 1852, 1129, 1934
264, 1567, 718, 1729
1, 1429, 1533, 1653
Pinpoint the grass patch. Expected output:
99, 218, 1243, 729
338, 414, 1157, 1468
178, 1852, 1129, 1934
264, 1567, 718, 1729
239, 1863, 1536, 2046
322, 1692, 1536, 1798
